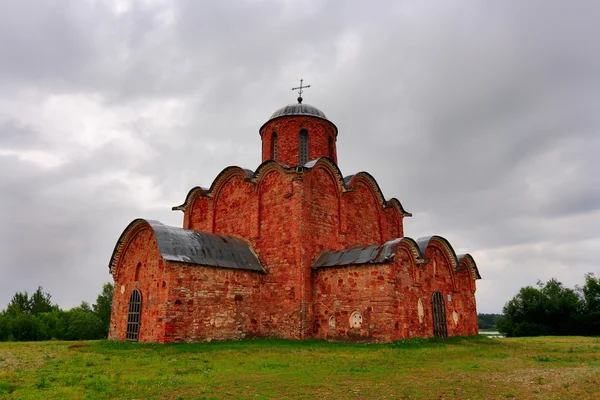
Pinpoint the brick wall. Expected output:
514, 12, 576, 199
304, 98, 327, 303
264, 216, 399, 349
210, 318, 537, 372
163, 263, 261, 342
260, 116, 337, 165
109, 225, 168, 342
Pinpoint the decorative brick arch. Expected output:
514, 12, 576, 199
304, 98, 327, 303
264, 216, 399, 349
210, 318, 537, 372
109, 219, 153, 279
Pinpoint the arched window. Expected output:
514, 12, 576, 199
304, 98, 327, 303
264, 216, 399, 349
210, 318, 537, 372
272, 132, 278, 161
431, 291, 448, 338
299, 129, 309, 165
328, 136, 334, 159
126, 289, 142, 341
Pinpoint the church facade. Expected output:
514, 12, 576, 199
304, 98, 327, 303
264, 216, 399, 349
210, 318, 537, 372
107, 96, 481, 343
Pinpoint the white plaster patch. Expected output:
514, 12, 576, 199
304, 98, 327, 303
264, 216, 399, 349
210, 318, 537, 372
120, 285, 125, 294
453, 310, 459, 325
418, 298, 424, 324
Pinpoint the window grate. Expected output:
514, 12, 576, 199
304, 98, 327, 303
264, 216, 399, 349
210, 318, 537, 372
126, 289, 142, 341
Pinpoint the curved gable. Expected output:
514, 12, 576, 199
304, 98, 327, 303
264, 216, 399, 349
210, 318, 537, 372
458, 253, 482, 280
109, 219, 265, 275
172, 166, 255, 212
172, 186, 209, 212
344, 172, 387, 206
416, 236, 460, 272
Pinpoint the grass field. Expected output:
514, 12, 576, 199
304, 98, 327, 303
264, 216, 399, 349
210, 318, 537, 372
0, 336, 599, 399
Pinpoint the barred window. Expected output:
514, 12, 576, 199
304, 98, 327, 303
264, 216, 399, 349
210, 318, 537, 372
299, 129, 308, 165
126, 289, 142, 341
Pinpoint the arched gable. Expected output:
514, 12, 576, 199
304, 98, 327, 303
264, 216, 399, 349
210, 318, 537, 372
109, 219, 155, 279
458, 254, 482, 281
303, 157, 347, 193
254, 160, 290, 188
342, 172, 385, 243
172, 186, 209, 212
396, 237, 425, 283
209, 166, 255, 202
306, 161, 342, 258
212, 173, 257, 237
344, 172, 386, 206
172, 166, 254, 213
108, 219, 265, 277
386, 198, 412, 217
416, 236, 460, 290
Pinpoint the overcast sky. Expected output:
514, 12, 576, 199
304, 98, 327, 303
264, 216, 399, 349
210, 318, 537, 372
1, 0, 598, 314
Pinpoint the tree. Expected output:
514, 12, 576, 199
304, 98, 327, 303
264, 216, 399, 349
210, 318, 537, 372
579, 273, 600, 335
5, 291, 31, 316
93, 283, 113, 336
497, 278, 584, 337
30, 287, 55, 315
65, 304, 105, 340
478, 313, 503, 329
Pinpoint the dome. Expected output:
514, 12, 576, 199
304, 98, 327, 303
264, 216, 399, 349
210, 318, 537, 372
268, 103, 329, 122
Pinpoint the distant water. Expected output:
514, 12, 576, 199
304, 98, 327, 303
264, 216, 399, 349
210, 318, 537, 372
479, 330, 505, 338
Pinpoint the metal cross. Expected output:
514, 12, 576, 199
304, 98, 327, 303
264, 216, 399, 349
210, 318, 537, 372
292, 79, 310, 103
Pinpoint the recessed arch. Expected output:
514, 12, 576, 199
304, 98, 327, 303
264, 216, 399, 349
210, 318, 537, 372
134, 262, 142, 281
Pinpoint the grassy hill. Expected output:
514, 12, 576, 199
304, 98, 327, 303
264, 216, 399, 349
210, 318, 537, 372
0, 336, 599, 399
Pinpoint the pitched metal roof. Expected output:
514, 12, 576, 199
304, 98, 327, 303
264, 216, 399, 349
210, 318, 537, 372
109, 219, 265, 273
312, 238, 402, 269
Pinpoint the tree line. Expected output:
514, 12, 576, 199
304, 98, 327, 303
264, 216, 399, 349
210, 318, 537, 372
497, 273, 600, 337
477, 313, 503, 329
0, 283, 113, 341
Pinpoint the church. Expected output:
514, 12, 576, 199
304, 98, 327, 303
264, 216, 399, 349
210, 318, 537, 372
107, 86, 481, 343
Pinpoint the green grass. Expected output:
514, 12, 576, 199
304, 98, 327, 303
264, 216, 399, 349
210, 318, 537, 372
0, 336, 599, 399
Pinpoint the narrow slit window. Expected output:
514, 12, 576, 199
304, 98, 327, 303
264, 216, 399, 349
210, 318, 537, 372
272, 132, 278, 161
328, 136, 334, 159
134, 262, 142, 281
299, 129, 309, 165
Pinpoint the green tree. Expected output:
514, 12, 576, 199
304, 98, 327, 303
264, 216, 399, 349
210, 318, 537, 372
478, 313, 503, 329
65, 303, 105, 340
5, 292, 31, 316
38, 309, 68, 340
497, 278, 584, 337
30, 287, 55, 315
579, 273, 600, 335
93, 283, 114, 336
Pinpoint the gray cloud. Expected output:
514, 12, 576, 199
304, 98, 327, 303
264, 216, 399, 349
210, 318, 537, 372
0, 0, 599, 313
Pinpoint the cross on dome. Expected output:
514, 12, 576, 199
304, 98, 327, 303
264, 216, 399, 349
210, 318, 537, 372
292, 79, 311, 104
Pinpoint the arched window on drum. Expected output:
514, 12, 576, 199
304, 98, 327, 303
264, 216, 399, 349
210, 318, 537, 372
271, 132, 278, 161
299, 129, 308, 165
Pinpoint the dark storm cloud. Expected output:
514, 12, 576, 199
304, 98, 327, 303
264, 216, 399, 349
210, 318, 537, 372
0, 0, 598, 313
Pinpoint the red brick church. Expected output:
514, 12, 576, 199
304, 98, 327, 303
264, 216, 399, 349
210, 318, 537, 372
108, 89, 481, 343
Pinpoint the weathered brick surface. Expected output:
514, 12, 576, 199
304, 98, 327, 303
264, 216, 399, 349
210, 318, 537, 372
163, 264, 261, 342
313, 264, 397, 342
109, 110, 479, 343
108, 225, 168, 342
260, 116, 337, 165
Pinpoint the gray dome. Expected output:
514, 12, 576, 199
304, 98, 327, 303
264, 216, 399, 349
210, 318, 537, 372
268, 103, 328, 121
